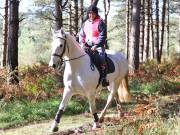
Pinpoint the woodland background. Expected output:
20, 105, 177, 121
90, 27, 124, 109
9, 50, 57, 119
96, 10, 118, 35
0, 0, 179, 74
0, 0, 179, 135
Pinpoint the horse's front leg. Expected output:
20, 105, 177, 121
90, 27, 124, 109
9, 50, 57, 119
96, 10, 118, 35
88, 94, 100, 130
50, 88, 72, 132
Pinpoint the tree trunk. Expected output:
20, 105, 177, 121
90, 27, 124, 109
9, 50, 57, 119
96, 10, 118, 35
69, 1, 72, 33
139, 0, 145, 62
155, 0, 160, 63
150, 0, 155, 59
105, 0, 110, 15
178, 13, 180, 53
1, 0, 8, 68
143, 0, 150, 61
7, 0, 20, 84
130, 0, 133, 23
91, 0, 99, 6
127, 0, 133, 60
54, 0, 62, 30
80, 0, 84, 26
103, 0, 110, 49
129, 0, 141, 74
159, 0, 167, 61
166, 0, 170, 57
74, 0, 78, 35
126, 0, 130, 59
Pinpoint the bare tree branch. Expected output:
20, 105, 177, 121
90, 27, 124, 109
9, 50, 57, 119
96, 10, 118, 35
19, 15, 25, 22
0, 13, 5, 19
62, 0, 68, 8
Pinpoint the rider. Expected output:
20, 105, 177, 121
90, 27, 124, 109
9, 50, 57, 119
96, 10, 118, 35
79, 5, 109, 87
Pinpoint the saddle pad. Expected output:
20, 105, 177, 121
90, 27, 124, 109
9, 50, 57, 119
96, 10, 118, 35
106, 56, 115, 74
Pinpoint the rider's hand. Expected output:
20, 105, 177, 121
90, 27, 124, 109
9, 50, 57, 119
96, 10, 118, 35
80, 43, 85, 48
80, 43, 87, 50
83, 45, 88, 50
91, 45, 97, 51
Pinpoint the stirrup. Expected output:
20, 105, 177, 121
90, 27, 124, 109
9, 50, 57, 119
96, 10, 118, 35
102, 78, 109, 87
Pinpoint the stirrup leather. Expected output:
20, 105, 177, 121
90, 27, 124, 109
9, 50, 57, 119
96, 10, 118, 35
101, 78, 109, 87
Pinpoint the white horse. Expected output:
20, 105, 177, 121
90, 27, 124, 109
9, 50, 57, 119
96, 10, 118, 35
49, 29, 132, 132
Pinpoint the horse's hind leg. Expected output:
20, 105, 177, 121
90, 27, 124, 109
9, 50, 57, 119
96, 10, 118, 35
114, 93, 123, 117
50, 88, 72, 132
99, 82, 117, 123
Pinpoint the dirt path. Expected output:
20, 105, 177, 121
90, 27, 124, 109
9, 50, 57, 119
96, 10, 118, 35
0, 115, 93, 135
0, 114, 121, 135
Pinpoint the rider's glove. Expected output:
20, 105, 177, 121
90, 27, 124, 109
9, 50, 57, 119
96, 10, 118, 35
91, 45, 98, 51
80, 43, 85, 48
80, 43, 89, 50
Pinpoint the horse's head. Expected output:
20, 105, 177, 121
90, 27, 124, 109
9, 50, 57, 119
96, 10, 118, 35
49, 28, 66, 69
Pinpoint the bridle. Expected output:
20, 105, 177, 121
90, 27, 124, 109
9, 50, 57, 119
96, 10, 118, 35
52, 34, 87, 63
52, 36, 67, 61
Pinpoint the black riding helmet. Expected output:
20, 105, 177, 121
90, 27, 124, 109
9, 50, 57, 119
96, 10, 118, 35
87, 5, 98, 15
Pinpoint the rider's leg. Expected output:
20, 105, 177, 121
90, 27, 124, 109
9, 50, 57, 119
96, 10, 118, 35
99, 47, 109, 87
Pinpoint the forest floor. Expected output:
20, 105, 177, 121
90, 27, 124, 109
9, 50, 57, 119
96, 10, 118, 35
1, 93, 179, 135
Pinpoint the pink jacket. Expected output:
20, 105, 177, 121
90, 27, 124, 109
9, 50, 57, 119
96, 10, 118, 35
79, 16, 106, 48
83, 16, 101, 44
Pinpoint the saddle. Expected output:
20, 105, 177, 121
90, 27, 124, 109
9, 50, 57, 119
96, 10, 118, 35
89, 51, 115, 74
85, 49, 115, 88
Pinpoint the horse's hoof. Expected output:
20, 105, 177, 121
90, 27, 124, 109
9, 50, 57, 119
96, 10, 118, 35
53, 126, 59, 132
49, 126, 59, 133
92, 122, 101, 130
49, 121, 59, 132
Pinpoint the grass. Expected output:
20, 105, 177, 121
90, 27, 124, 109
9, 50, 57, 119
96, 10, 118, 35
129, 78, 179, 95
1, 98, 179, 135
0, 97, 89, 129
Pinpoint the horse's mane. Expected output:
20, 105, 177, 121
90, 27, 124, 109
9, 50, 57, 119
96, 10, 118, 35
66, 33, 84, 51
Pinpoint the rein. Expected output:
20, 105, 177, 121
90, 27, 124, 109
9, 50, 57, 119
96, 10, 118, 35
62, 54, 87, 62
52, 35, 87, 63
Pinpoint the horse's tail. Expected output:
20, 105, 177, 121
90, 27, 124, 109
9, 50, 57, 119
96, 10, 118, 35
117, 75, 132, 103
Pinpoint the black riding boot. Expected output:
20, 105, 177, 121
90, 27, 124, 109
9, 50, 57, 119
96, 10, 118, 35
101, 65, 109, 87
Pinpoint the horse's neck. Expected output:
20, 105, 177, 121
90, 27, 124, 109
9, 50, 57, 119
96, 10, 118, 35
65, 35, 85, 60
63, 35, 89, 72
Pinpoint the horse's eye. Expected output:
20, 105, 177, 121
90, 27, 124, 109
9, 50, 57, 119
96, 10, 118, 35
60, 44, 63, 47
